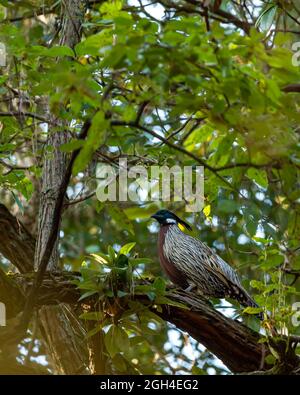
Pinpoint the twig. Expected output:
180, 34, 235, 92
214, 161, 279, 171
65, 191, 95, 206
0, 111, 54, 124
164, 116, 203, 142
282, 84, 300, 93
0, 159, 31, 176
135, 101, 149, 125
111, 120, 238, 192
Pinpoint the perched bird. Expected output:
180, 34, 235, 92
151, 209, 261, 317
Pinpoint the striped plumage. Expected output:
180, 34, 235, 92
151, 210, 260, 316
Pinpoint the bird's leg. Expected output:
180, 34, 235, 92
184, 283, 197, 293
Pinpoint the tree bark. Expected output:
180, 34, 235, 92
0, 204, 34, 273
158, 291, 265, 373
24, 0, 88, 374
1, 245, 300, 374
2, 268, 297, 374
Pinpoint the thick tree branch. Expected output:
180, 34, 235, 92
0, 268, 24, 318
158, 290, 265, 373
0, 270, 271, 374
0, 205, 276, 374
2, 269, 300, 374
0, 204, 35, 273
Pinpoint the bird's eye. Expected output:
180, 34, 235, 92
166, 218, 176, 224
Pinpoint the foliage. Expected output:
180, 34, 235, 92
0, 0, 299, 375
76, 243, 189, 374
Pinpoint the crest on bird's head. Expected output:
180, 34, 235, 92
151, 209, 192, 231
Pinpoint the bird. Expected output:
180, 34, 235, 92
151, 209, 262, 318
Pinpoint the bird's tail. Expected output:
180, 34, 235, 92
236, 287, 279, 335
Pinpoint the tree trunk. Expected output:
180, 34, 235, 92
31, 0, 88, 374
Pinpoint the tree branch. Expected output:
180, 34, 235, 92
282, 84, 300, 93
0, 111, 55, 124
0, 204, 35, 273
111, 120, 236, 191
0, 270, 272, 374
0, 267, 24, 318
3, 269, 300, 373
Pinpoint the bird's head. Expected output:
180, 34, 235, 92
151, 209, 192, 231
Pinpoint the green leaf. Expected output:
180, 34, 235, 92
252, 236, 269, 244
115, 254, 129, 269
104, 325, 119, 358
86, 324, 103, 338
115, 326, 130, 352
29, 45, 74, 57
255, 4, 277, 31
243, 306, 263, 314
184, 124, 213, 150
141, 309, 165, 326
129, 257, 152, 266
191, 366, 206, 375
147, 291, 156, 301
108, 205, 135, 235
60, 139, 84, 152
261, 254, 284, 270
78, 290, 98, 301
246, 168, 268, 188
250, 280, 265, 291
90, 253, 110, 264
0, 143, 15, 152
117, 290, 128, 297
245, 218, 257, 237
292, 255, 300, 270
79, 311, 103, 321
108, 245, 116, 262
134, 284, 155, 294
75, 32, 106, 56
47, 46, 74, 57
153, 277, 166, 295
100, 0, 123, 16
11, 191, 24, 213
102, 45, 126, 68
112, 354, 127, 372
155, 296, 189, 310
119, 242, 136, 255
72, 111, 108, 175
265, 354, 276, 365
217, 199, 237, 214
129, 336, 145, 346
124, 204, 159, 219
269, 346, 280, 360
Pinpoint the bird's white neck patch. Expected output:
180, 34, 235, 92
166, 218, 177, 224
